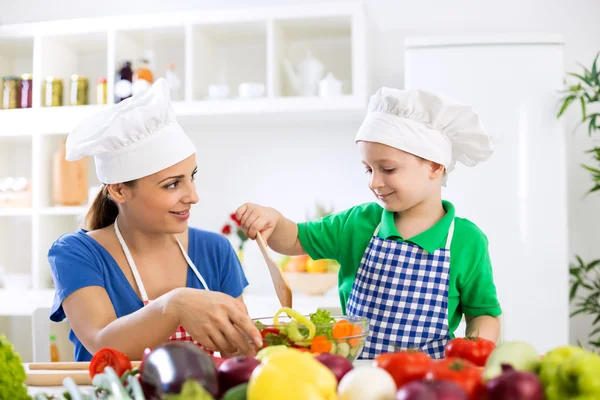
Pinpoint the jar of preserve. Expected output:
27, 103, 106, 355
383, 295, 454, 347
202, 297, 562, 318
20, 74, 32, 109
2, 76, 20, 109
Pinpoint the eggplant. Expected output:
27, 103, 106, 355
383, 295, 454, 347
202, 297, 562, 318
140, 342, 218, 399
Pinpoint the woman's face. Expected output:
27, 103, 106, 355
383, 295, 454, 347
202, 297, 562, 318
117, 154, 199, 234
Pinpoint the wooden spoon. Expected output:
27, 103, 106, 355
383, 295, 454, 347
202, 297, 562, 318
255, 232, 293, 308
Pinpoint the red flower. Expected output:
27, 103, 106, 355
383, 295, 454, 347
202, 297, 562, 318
221, 224, 232, 235
230, 213, 242, 227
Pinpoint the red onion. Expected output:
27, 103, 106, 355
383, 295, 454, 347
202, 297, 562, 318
314, 353, 354, 382
396, 380, 468, 400
485, 364, 544, 400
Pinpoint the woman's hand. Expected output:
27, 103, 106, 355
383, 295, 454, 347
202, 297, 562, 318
168, 288, 263, 355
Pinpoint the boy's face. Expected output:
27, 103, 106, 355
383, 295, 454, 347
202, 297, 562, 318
358, 141, 443, 212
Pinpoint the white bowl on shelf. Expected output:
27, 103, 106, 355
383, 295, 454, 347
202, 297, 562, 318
284, 272, 338, 296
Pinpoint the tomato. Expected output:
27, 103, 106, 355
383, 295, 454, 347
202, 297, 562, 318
444, 336, 496, 367
426, 358, 484, 399
374, 350, 433, 389
260, 327, 281, 339
89, 348, 132, 379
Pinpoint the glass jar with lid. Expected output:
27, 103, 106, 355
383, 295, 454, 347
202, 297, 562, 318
20, 74, 33, 108
2, 76, 21, 109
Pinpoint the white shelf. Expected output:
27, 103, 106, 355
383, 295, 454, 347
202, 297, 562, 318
0, 289, 54, 316
0, 208, 32, 216
0, 2, 368, 137
39, 206, 88, 216
0, 2, 368, 317
0, 105, 109, 136
0, 96, 366, 136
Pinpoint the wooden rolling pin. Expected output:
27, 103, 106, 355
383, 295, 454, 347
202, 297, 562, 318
25, 361, 141, 387
28, 361, 141, 371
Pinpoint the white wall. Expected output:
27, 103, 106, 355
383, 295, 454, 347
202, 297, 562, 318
1, 0, 599, 347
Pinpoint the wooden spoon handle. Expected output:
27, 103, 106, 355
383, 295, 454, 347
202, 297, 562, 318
256, 232, 293, 308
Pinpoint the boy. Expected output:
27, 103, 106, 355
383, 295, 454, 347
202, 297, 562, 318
237, 88, 501, 359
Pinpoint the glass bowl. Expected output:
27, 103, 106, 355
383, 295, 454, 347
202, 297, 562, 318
252, 314, 369, 361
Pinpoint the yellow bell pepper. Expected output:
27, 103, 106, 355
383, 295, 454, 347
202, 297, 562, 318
248, 349, 338, 400
273, 307, 316, 341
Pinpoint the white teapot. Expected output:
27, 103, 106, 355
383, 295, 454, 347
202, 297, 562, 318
283, 52, 325, 96
318, 72, 344, 97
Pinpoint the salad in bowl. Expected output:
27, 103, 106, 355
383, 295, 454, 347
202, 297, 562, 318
253, 307, 369, 361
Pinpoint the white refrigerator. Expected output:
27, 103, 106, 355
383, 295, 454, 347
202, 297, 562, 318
404, 35, 568, 353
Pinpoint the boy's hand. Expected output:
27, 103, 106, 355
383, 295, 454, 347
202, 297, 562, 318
235, 203, 281, 242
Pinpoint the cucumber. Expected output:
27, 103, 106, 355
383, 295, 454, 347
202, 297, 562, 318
354, 340, 365, 358
329, 341, 338, 355
350, 346, 358, 359
336, 341, 351, 358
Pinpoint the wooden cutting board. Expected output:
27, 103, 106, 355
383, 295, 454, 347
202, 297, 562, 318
25, 361, 141, 387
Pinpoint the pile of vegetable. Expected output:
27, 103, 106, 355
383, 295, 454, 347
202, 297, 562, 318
255, 307, 367, 360
27, 307, 600, 400
0, 334, 29, 400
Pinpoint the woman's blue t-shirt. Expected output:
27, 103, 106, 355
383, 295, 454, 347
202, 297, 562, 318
48, 227, 248, 361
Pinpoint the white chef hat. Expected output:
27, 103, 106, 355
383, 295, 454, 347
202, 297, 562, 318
66, 78, 195, 184
355, 88, 493, 185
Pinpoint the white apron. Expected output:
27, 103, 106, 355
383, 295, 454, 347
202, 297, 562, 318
114, 218, 212, 352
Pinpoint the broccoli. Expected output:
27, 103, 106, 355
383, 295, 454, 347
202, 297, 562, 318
0, 334, 30, 400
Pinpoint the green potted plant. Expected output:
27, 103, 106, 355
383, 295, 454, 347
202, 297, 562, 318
557, 52, 600, 350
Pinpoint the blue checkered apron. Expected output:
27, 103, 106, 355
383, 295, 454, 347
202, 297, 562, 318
346, 219, 454, 360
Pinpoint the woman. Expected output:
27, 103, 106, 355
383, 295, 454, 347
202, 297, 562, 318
48, 78, 262, 361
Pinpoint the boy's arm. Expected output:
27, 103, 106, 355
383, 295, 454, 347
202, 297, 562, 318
465, 315, 500, 342
269, 213, 305, 255
236, 202, 350, 260
459, 236, 502, 341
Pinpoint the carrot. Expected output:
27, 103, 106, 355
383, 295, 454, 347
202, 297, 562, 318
310, 335, 333, 353
349, 324, 363, 347
332, 320, 353, 339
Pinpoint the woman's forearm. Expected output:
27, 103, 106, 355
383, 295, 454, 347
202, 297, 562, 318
66, 288, 181, 360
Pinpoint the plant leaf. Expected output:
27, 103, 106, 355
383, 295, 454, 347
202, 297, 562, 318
593, 314, 600, 326
588, 339, 600, 349
585, 259, 600, 272
592, 52, 600, 83
568, 72, 591, 85
588, 114, 598, 136
580, 96, 587, 121
582, 164, 600, 174
569, 281, 580, 301
585, 183, 600, 196
590, 326, 600, 338
570, 308, 589, 318
557, 94, 577, 118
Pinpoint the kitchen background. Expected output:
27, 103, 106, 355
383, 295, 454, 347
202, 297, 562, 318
0, 0, 599, 362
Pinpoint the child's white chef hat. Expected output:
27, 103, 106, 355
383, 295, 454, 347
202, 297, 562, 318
66, 78, 195, 184
355, 87, 493, 185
